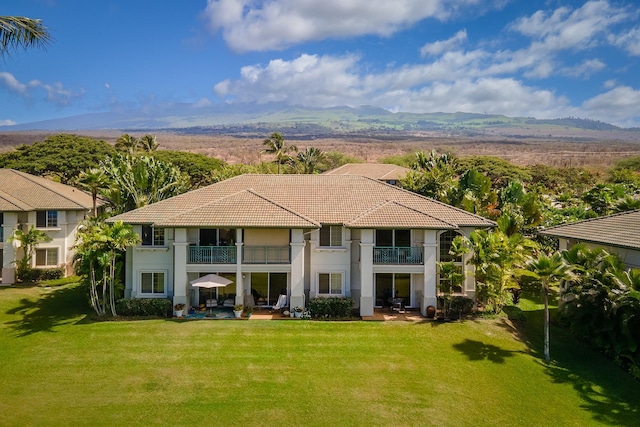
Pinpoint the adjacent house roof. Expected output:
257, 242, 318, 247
110, 174, 495, 230
323, 163, 411, 181
539, 209, 640, 250
0, 169, 96, 212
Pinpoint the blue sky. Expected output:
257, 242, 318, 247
2, 0, 640, 127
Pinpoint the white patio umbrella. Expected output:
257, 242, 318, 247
190, 274, 234, 313
189, 273, 233, 288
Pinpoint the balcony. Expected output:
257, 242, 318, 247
243, 246, 290, 264
188, 246, 237, 264
373, 247, 423, 265
187, 245, 291, 264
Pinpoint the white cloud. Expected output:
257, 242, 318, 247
0, 72, 28, 94
192, 97, 213, 108
608, 26, 640, 56
581, 85, 640, 126
0, 72, 83, 106
420, 29, 467, 57
105, 83, 110, 89
560, 58, 606, 78
202, 0, 488, 52
0, 119, 17, 126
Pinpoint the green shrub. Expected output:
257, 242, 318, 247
17, 267, 64, 283
309, 297, 354, 319
115, 298, 172, 317
39, 275, 81, 287
450, 296, 474, 315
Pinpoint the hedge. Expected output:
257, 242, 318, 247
115, 298, 173, 317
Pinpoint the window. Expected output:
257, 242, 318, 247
318, 273, 342, 295
319, 226, 342, 247
35, 248, 58, 266
140, 271, 166, 295
199, 228, 236, 246
439, 230, 464, 293
36, 210, 58, 228
142, 225, 165, 246
439, 230, 462, 263
376, 229, 411, 247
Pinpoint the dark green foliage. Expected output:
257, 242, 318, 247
560, 245, 640, 379
151, 150, 225, 188
17, 267, 64, 283
309, 297, 354, 319
115, 298, 173, 317
457, 156, 531, 188
0, 134, 115, 184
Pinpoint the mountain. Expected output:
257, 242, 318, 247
1, 103, 636, 141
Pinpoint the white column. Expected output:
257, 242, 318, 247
289, 229, 306, 309
1, 212, 18, 285
359, 229, 374, 318
421, 230, 438, 316
173, 228, 188, 306
235, 228, 244, 306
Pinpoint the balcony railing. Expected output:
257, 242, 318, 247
373, 247, 423, 265
188, 246, 237, 264
243, 246, 290, 264
187, 245, 291, 264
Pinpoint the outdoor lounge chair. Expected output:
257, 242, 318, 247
272, 294, 287, 310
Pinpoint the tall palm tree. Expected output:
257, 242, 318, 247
523, 252, 574, 362
77, 168, 110, 216
297, 147, 325, 174
261, 132, 297, 174
0, 16, 51, 57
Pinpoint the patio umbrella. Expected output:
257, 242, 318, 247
190, 274, 234, 313
190, 273, 233, 288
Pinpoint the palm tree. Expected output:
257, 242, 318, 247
8, 226, 52, 282
297, 147, 325, 174
137, 134, 159, 152
77, 168, 110, 216
74, 219, 140, 316
523, 252, 574, 362
0, 16, 52, 57
114, 134, 139, 155
261, 132, 297, 174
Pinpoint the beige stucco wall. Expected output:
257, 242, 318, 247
244, 229, 289, 246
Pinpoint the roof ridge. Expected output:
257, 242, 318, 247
359, 175, 495, 225
244, 188, 321, 227
9, 169, 90, 210
345, 199, 458, 228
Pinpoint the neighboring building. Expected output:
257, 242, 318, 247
323, 163, 411, 186
0, 169, 99, 284
539, 209, 640, 269
110, 174, 494, 318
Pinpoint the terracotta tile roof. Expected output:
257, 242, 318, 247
345, 200, 456, 229
0, 169, 95, 211
323, 163, 411, 180
110, 174, 495, 229
155, 190, 320, 228
539, 209, 640, 250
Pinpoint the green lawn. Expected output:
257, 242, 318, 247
0, 283, 638, 426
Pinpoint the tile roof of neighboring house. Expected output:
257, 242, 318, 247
110, 174, 495, 230
322, 163, 411, 181
539, 209, 640, 250
0, 169, 96, 211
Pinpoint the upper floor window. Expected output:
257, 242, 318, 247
439, 230, 463, 263
142, 225, 165, 246
199, 228, 236, 246
36, 210, 58, 228
319, 225, 342, 247
375, 229, 411, 247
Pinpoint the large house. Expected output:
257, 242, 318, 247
0, 169, 98, 284
539, 209, 640, 269
109, 174, 495, 318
